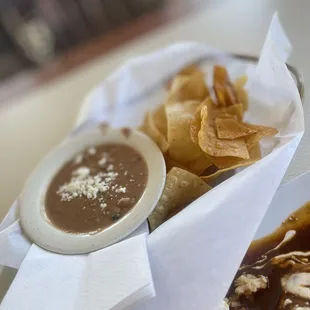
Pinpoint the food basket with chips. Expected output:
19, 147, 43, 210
0, 14, 305, 310
74, 15, 304, 310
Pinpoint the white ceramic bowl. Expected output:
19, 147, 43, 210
20, 127, 166, 254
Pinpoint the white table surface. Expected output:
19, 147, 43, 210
1, 0, 310, 303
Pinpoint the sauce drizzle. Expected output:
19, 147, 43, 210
226, 202, 310, 309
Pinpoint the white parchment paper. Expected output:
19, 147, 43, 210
0, 13, 304, 310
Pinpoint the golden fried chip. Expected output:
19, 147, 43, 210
244, 123, 278, 150
210, 143, 261, 170
153, 104, 167, 137
185, 154, 212, 175
166, 101, 204, 161
164, 155, 187, 173
201, 168, 231, 181
201, 167, 239, 181
198, 105, 249, 159
148, 167, 212, 231
226, 84, 238, 105
235, 87, 248, 111
214, 83, 227, 106
213, 66, 238, 106
167, 69, 209, 102
205, 97, 243, 122
165, 100, 212, 174
140, 112, 169, 153
201, 159, 256, 181
178, 64, 201, 76
235, 75, 247, 88
201, 144, 261, 180
213, 65, 229, 84
166, 65, 203, 90
215, 104, 244, 122
190, 101, 206, 143
165, 153, 211, 175
235, 76, 248, 110
215, 118, 257, 139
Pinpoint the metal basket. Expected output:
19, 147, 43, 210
233, 54, 304, 102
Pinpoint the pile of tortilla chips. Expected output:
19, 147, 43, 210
142, 65, 278, 230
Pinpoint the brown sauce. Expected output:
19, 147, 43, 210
226, 202, 310, 309
45, 144, 148, 234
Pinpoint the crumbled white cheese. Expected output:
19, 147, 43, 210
107, 164, 114, 171
98, 157, 107, 167
115, 186, 126, 193
57, 168, 118, 201
124, 170, 128, 176
73, 167, 90, 178
74, 154, 83, 165
88, 147, 96, 155
283, 299, 293, 307
100, 203, 107, 209
235, 273, 268, 296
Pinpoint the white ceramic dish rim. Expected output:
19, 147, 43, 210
20, 127, 166, 254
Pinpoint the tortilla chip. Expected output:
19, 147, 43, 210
201, 144, 261, 180
226, 84, 238, 105
235, 76, 248, 110
213, 65, 229, 84
148, 167, 211, 231
201, 160, 254, 181
140, 112, 169, 153
198, 105, 249, 159
185, 154, 212, 175
166, 65, 203, 90
214, 83, 227, 106
195, 96, 243, 123
164, 155, 187, 173
206, 97, 243, 123
166, 101, 207, 163
165, 153, 211, 175
215, 104, 244, 122
190, 101, 206, 143
244, 123, 278, 150
201, 168, 231, 181
178, 64, 202, 76
210, 143, 261, 170
213, 66, 238, 106
235, 87, 248, 111
235, 75, 248, 88
153, 104, 167, 137
215, 118, 257, 139
167, 70, 209, 102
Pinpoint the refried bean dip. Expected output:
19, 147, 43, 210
45, 144, 148, 233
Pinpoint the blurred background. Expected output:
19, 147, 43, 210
0, 0, 165, 78
1, 0, 310, 301
0, 0, 207, 100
